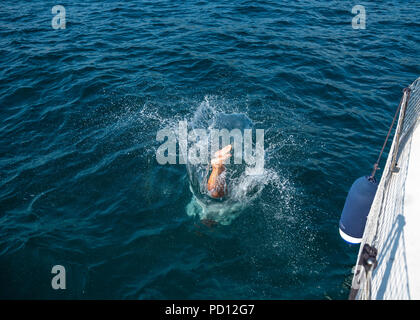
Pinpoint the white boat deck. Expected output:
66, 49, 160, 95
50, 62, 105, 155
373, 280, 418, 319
353, 77, 420, 300
402, 120, 420, 298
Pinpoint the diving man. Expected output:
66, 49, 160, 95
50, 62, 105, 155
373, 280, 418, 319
207, 144, 232, 199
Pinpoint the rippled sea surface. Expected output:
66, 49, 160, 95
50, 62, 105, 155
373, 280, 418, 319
0, 0, 419, 299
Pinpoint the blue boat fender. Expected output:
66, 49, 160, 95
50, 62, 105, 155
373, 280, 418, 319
339, 176, 378, 244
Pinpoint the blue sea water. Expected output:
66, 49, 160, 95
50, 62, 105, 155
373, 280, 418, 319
0, 0, 419, 299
